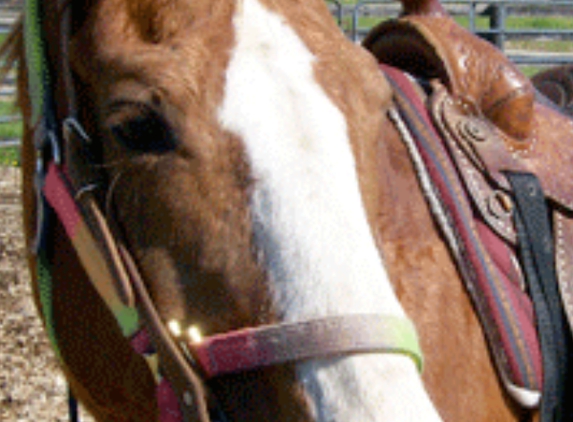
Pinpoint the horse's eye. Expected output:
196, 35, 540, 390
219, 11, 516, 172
107, 103, 176, 153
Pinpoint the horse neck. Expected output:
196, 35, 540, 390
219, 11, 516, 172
217, 0, 441, 420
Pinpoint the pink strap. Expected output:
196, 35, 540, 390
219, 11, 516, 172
157, 379, 183, 422
192, 314, 422, 378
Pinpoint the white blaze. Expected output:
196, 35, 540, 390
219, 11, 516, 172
217, 0, 442, 420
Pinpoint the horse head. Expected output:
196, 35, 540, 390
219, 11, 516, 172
20, 0, 563, 419
14, 0, 442, 420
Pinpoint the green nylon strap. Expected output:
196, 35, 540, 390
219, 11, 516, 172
395, 316, 424, 372
116, 306, 140, 337
193, 314, 424, 377
25, 0, 139, 345
25, 0, 60, 358
37, 248, 62, 359
24, 0, 48, 126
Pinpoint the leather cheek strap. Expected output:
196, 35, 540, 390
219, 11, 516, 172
119, 244, 213, 422
42, 163, 213, 421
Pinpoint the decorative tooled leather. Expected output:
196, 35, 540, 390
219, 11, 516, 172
401, 0, 446, 15
431, 85, 573, 335
554, 213, 573, 332
363, 14, 535, 141
430, 84, 517, 245
369, 22, 573, 336
366, 2, 573, 375
442, 98, 573, 212
364, 14, 573, 213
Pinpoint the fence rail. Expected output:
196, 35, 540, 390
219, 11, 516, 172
328, 0, 573, 65
3, 0, 573, 149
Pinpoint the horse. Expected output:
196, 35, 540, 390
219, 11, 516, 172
6, 0, 573, 420
532, 65, 573, 117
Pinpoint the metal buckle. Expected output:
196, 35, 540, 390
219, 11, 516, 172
62, 116, 91, 146
32, 126, 62, 254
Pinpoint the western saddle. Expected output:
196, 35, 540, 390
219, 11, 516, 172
366, 3, 573, 330
364, 3, 573, 420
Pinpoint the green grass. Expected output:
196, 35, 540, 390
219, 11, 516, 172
454, 15, 573, 31
508, 39, 573, 53
520, 66, 549, 78
0, 27, 21, 167
0, 146, 19, 167
0, 101, 21, 167
353, 14, 573, 33
517, 16, 573, 31
0, 102, 22, 138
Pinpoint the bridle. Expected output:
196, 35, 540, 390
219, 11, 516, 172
24, 1, 424, 420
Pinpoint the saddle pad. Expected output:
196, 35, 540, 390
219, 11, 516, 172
382, 64, 543, 408
428, 84, 573, 351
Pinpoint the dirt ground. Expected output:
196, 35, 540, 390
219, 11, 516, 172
0, 166, 93, 421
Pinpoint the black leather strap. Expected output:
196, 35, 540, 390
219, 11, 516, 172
507, 172, 573, 421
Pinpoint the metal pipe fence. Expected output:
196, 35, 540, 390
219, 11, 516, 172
327, 0, 573, 65
0, 5, 19, 149
3, 1, 573, 149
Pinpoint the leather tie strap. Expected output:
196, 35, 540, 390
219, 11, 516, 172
118, 244, 212, 422
507, 172, 573, 421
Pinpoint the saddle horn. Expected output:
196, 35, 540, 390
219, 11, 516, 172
400, 0, 446, 15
